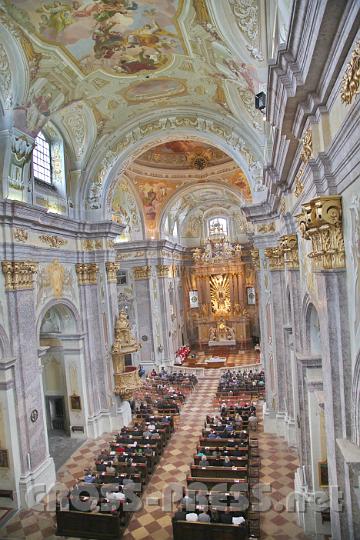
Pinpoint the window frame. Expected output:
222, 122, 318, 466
208, 217, 228, 237
32, 131, 53, 185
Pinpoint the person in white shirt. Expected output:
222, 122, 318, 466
185, 512, 198, 522
232, 516, 245, 525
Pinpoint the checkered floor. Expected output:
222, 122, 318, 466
0, 370, 309, 539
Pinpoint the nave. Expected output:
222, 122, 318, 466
1, 369, 307, 540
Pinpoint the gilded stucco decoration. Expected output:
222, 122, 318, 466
75, 263, 98, 285
0, 43, 12, 108
61, 104, 86, 158
13, 227, 28, 242
264, 247, 285, 271
257, 222, 275, 234
37, 259, 75, 304
82, 239, 103, 251
133, 265, 151, 280
39, 234, 67, 248
296, 196, 345, 271
341, 41, 360, 105
2, 260, 37, 290
294, 163, 305, 197
301, 127, 313, 163
105, 262, 120, 283
279, 234, 299, 270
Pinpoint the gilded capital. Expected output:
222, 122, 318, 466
2, 260, 38, 290
156, 264, 171, 278
264, 247, 285, 271
279, 234, 299, 270
296, 196, 345, 270
105, 262, 120, 283
75, 263, 98, 285
133, 265, 151, 280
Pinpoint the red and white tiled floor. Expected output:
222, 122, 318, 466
0, 371, 309, 539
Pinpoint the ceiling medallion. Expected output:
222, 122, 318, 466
191, 155, 209, 170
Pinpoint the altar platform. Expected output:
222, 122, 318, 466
183, 347, 260, 369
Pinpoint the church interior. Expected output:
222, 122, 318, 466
0, 0, 359, 539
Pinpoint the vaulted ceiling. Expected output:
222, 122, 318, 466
0, 0, 270, 215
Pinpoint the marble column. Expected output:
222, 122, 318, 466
76, 263, 111, 438
2, 261, 56, 507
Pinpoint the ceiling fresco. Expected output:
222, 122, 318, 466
135, 140, 231, 169
111, 139, 252, 238
0, 0, 269, 206
5, 0, 185, 75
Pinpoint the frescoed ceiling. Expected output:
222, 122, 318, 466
111, 138, 252, 239
135, 140, 231, 169
1, 0, 267, 155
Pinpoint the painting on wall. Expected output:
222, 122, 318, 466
70, 394, 81, 411
247, 286, 256, 305
0, 449, 9, 468
7, 0, 185, 75
134, 178, 176, 232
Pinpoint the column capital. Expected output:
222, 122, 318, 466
264, 247, 284, 271
296, 196, 345, 270
133, 265, 151, 280
75, 263, 98, 285
105, 262, 119, 283
2, 260, 38, 290
279, 234, 299, 270
156, 264, 172, 278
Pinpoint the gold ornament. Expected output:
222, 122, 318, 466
341, 41, 360, 105
75, 263, 98, 285
2, 260, 37, 290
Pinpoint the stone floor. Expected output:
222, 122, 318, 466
0, 370, 309, 539
48, 431, 85, 471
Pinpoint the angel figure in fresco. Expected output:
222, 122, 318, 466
37, 2, 75, 34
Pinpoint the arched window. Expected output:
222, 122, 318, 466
33, 131, 52, 184
209, 217, 228, 237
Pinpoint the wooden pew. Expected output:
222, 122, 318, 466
186, 476, 248, 491
194, 455, 248, 467
197, 445, 249, 456
198, 438, 246, 448
172, 518, 248, 540
190, 465, 248, 480
56, 507, 125, 539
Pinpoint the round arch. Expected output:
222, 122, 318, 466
80, 109, 265, 220
303, 297, 321, 356
36, 298, 81, 342
158, 180, 248, 240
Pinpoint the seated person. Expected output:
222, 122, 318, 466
220, 509, 233, 524
185, 511, 199, 522
96, 461, 106, 472
223, 456, 234, 467
198, 509, 211, 522
181, 494, 195, 510
199, 455, 209, 467
173, 503, 187, 521
106, 462, 116, 474
84, 473, 96, 483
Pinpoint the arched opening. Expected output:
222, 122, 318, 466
308, 303, 321, 356
39, 303, 86, 470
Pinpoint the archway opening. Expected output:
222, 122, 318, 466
39, 303, 84, 470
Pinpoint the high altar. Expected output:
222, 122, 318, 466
184, 226, 256, 349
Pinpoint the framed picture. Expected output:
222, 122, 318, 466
0, 449, 9, 468
70, 394, 81, 411
318, 460, 329, 487
189, 290, 199, 308
247, 287, 256, 305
